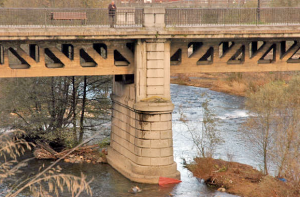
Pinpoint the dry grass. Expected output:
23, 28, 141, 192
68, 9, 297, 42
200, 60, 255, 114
211, 80, 247, 96
284, 162, 300, 196
171, 72, 295, 96
188, 157, 298, 197
0, 130, 93, 197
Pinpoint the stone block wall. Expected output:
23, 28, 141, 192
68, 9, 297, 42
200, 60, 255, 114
146, 41, 170, 99
107, 38, 179, 184
108, 81, 179, 183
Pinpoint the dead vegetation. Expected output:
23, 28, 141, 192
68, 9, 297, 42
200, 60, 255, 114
33, 141, 108, 164
186, 75, 300, 196
0, 130, 93, 197
188, 157, 297, 197
171, 72, 294, 96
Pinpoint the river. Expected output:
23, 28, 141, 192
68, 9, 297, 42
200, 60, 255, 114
3, 84, 259, 197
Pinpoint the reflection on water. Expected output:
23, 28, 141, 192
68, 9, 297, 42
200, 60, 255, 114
5, 84, 257, 197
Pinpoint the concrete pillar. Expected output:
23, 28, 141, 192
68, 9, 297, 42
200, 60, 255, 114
143, 7, 165, 28
107, 39, 180, 184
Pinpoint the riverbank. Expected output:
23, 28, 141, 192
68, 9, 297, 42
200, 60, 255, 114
187, 157, 295, 197
171, 72, 294, 96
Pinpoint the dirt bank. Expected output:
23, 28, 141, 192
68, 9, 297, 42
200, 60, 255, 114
187, 158, 295, 197
171, 72, 294, 96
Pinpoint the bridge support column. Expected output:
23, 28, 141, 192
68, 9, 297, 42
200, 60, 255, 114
107, 39, 180, 183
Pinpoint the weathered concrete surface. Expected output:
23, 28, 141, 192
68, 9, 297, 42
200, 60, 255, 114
1, 6, 300, 78
144, 7, 165, 28
107, 39, 180, 183
2, 25, 300, 77
1, 26, 300, 40
0, 41, 134, 78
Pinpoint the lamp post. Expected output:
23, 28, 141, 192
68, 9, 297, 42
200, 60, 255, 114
257, 0, 261, 23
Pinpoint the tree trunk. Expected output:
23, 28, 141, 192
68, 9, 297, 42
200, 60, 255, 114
263, 146, 268, 175
48, 77, 56, 130
263, 130, 269, 175
79, 76, 87, 143
72, 76, 77, 143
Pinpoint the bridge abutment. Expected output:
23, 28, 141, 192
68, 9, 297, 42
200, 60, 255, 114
107, 39, 180, 183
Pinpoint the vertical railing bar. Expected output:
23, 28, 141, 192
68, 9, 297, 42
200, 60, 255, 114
44, 8, 47, 29
239, 8, 241, 26
287, 7, 289, 26
256, 7, 258, 26
223, 8, 225, 26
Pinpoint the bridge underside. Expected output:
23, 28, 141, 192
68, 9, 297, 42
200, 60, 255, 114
0, 41, 135, 78
171, 39, 300, 73
1, 39, 300, 78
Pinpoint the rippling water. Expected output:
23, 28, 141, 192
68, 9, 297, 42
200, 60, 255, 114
4, 84, 260, 197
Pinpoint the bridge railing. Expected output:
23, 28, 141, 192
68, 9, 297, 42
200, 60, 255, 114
165, 7, 300, 27
0, 8, 144, 27
1, 7, 300, 28
116, 0, 272, 8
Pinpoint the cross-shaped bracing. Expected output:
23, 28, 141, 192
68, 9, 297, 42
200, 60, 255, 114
170, 40, 300, 74
0, 41, 135, 78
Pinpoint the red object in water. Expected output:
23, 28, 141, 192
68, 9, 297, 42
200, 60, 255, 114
159, 177, 182, 185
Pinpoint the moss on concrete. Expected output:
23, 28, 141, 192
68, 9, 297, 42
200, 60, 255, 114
140, 96, 170, 103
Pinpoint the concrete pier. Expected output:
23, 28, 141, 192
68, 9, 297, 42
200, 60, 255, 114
107, 38, 180, 183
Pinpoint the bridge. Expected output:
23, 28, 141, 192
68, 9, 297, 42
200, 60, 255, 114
1, 7, 300, 183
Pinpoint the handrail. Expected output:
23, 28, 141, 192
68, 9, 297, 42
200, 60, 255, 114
0, 7, 299, 28
165, 7, 300, 27
0, 8, 144, 27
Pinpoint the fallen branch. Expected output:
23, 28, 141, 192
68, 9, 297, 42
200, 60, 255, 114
34, 142, 98, 160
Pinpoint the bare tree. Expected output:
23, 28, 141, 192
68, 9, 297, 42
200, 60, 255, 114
242, 81, 284, 175
0, 76, 111, 148
180, 93, 222, 158
242, 78, 300, 178
272, 77, 300, 178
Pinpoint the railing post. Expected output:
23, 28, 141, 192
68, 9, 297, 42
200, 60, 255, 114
287, 8, 289, 26
256, 8, 258, 26
44, 9, 47, 29
257, 0, 260, 24
143, 7, 165, 28
239, 8, 241, 26
223, 9, 225, 26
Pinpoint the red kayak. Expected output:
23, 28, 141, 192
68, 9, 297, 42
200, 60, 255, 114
159, 177, 182, 185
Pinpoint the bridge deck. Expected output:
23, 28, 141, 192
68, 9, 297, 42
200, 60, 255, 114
1, 26, 300, 40
1, 7, 300, 78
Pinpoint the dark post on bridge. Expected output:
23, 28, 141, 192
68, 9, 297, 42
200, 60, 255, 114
257, 0, 261, 24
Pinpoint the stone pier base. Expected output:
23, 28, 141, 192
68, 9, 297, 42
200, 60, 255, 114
107, 82, 180, 183
107, 36, 180, 183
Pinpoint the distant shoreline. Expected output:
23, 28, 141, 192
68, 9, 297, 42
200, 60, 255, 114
171, 72, 294, 97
